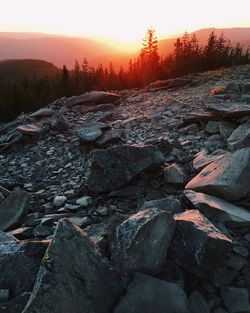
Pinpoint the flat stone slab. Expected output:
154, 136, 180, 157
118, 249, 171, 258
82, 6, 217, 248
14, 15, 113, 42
169, 210, 232, 279
0, 191, 30, 231
114, 208, 175, 274
192, 150, 228, 171
206, 102, 250, 119
186, 148, 250, 201
184, 190, 250, 226
86, 144, 165, 193
17, 124, 44, 135
23, 219, 123, 313
66, 91, 120, 107
114, 272, 188, 313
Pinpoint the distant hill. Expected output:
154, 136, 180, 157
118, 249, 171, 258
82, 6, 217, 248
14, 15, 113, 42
0, 59, 59, 82
158, 27, 250, 56
0, 33, 129, 69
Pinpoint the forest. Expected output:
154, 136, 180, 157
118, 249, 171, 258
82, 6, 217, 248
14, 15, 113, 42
0, 30, 249, 122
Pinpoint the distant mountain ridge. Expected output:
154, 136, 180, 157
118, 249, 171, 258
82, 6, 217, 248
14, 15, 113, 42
158, 27, 250, 56
0, 27, 249, 69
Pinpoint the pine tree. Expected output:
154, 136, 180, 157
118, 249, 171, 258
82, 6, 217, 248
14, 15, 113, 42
139, 28, 160, 84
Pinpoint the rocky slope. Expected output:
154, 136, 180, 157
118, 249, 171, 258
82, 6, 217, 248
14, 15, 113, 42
1, 65, 250, 313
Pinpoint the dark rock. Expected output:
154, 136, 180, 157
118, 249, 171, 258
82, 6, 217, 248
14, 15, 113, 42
114, 272, 188, 313
169, 210, 232, 279
23, 219, 123, 313
86, 144, 165, 193
188, 291, 210, 313
11, 227, 34, 240
220, 286, 250, 313
186, 148, 250, 201
164, 163, 186, 185
0, 292, 31, 313
33, 225, 51, 238
144, 136, 172, 155
96, 129, 123, 145
138, 197, 182, 215
205, 121, 221, 134
219, 122, 237, 139
0, 240, 48, 298
114, 208, 175, 274
184, 190, 250, 226
0, 191, 30, 231
66, 91, 120, 107
0, 289, 9, 303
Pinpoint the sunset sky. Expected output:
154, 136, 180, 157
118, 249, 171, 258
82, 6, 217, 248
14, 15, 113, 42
1, 0, 250, 49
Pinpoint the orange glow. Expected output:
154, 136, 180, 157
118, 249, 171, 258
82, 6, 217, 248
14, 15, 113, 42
1, 0, 250, 52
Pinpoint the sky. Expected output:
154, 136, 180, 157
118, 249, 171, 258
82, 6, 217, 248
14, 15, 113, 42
1, 0, 250, 49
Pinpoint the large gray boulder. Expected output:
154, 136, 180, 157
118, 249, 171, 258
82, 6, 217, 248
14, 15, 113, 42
227, 120, 250, 151
86, 144, 165, 193
169, 210, 232, 279
207, 102, 250, 119
184, 190, 250, 226
0, 191, 30, 231
114, 208, 175, 274
114, 272, 188, 313
66, 91, 120, 107
186, 148, 250, 201
23, 219, 123, 313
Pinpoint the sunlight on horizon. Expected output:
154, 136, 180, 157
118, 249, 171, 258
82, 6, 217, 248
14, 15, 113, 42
1, 0, 250, 51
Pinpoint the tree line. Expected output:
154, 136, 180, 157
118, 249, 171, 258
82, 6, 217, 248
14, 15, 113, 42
0, 29, 249, 122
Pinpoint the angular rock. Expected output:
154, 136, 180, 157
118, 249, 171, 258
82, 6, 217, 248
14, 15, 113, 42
23, 219, 123, 313
30, 108, 54, 119
207, 102, 250, 119
0, 240, 48, 298
0, 191, 30, 231
114, 272, 188, 313
164, 163, 186, 185
205, 121, 221, 134
86, 144, 165, 193
227, 120, 250, 151
96, 129, 123, 145
114, 208, 175, 274
139, 197, 182, 215
66, 91, 120, 107
169, 210, 232, 279
184, 190, 250, 226
11, 227, 34, 240
77, 125, 103, 142
220, 286, 250, 313
192, 149, 228, 171
16, 124, 44, 135
186, 148, 250, 201
149, 77, 193, 91
53, 195, 67, 208
219, 121, 236, 139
